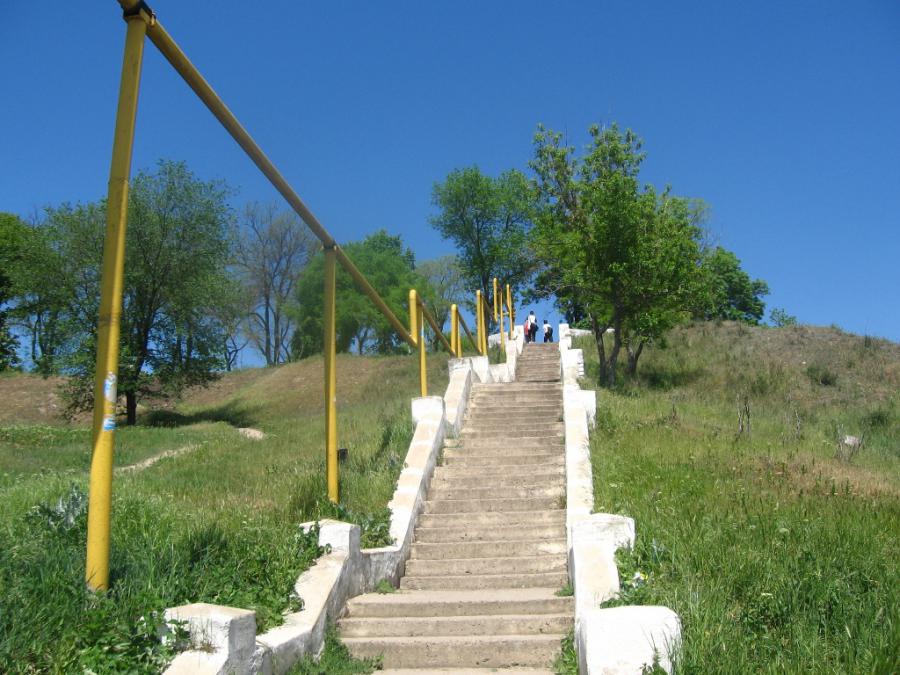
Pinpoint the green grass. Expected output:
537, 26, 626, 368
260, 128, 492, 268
0, 351, 450, 673
287, 626, 380, 674
578, 323, 900, 673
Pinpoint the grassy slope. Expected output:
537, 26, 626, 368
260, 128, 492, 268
0, 352, 448, 673
579, 322, 899, 674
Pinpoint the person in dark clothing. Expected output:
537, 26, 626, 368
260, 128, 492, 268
543, 320, 553, 342
527, 311, 538, 343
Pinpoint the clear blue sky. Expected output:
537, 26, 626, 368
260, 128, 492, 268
3, 1, 898, 343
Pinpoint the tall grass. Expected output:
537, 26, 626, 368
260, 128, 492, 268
578, 323, 899, 673
0, 351, 449, 672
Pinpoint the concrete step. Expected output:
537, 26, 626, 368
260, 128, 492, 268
418, 510, 565, 529
462, 421, 564, 432
442, 454, 564, 468
444, 438, 563, 448
378, 668, 554, 675
442, 447, 564, 461
345, 588, 573, 619
414, 523, 566, 544
428, 486, 564, 501
433, 464, 564, 480
460, 430, 564, 440
342, 634, 564, 668
430, 476, 564, 492
465, 411, 562, 421
465, 408, 563, 419
470, 389, 561, 397
411, 539, 567, 560
406, 555, 566, 578
339, 612, 572, 638
469, 398, 563, 407
401, 572, 569, 591
424, 496, 561, 514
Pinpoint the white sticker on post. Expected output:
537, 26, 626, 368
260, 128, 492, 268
103, 373, 117, 404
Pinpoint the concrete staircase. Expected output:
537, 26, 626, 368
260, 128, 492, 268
339, 343, 570, 672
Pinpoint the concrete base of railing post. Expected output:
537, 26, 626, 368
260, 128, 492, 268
163, 603, 257, 675
577, 606, 681, 674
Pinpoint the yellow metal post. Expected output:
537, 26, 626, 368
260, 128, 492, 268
500, 300, 506, 351
418, 304, 427, 396
475, 291, 483, 355
324, 247, 339, 503
410, 290, 426, 396
450, 304, 459, 357
507, 284, 514, 339
84, 12, 148, 592
493, 277, 499, 322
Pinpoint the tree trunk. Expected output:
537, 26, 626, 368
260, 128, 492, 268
626, 339, 645, 377
606, 321, 622, 388
125, 390, 137, 426
590, 314, 608, 386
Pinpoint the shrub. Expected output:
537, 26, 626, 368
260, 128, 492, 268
806, 363, 838, 386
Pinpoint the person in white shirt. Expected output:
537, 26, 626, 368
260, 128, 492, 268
543, 320, 553, 343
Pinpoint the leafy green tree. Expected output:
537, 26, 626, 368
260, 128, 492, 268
8, 205, 103, 374
530, 123, 706, 385
430, 167, 533, 309
0, 213, 30, 370
770, 307, 798, 327
15, 161, 236, 424
290, 230, 428, 357
699, 246, 769, 324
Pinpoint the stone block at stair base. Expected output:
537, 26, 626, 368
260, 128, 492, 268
578, 606, 681, 674
163, 603, 257, 675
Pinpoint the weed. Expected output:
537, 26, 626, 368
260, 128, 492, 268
553, 630, 578, 675
555, 582, 574, 597
374, 578, 396, 594
287, 625, 380, 674
806, 363, 838, 386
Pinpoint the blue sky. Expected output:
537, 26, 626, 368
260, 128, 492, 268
3, 1, 898, 348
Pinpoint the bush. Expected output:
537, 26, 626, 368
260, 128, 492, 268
806, 363, 838, 386
770, 308, 798, 327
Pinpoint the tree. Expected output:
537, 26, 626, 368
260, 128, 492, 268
699, 246, 769, 324
770, 307, 797, 327
15, 161, 236, 424
530, 123, 706, 386
235, 202, 318, 366
415, 255, 466, 348
0, 213, 29, 370
430, 167, 534, 309
9, 205, 106, 374
290, 230, 428, 357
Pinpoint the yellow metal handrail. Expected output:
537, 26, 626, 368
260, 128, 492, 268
85, 0, 516, 590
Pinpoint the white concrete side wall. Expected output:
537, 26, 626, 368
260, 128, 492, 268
559, 323, 682, 675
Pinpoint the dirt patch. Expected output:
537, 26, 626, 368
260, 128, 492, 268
0, 374, 70, 425
755, 453, 899, 499
117, 444, 198, 473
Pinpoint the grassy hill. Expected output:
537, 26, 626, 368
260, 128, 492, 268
579, 322, 899, 674
2, 324, 897, 673
0, 352, 448, 673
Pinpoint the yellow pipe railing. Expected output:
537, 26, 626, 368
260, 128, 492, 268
86, 0, 517, 590
84, 9, 148, 592
324, 247, 338, 503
